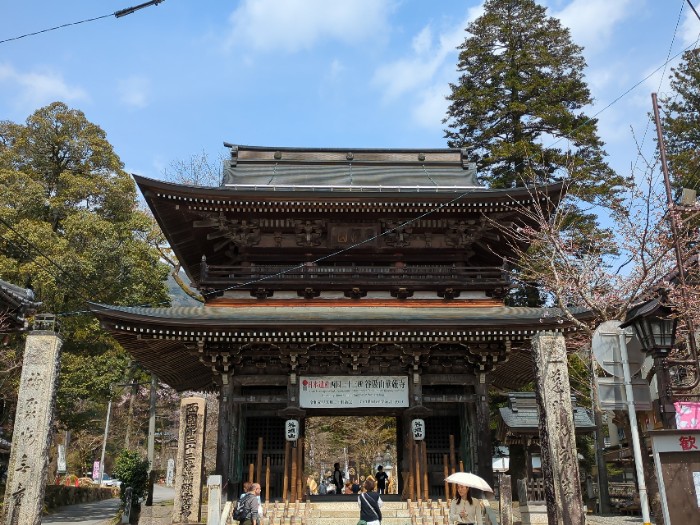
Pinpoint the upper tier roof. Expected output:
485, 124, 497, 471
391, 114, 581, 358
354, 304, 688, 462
221, 144, 480, 190
134, 145, 566, 289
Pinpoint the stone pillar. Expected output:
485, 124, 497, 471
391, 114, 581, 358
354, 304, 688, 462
475, 379, 493, 490
173, 396, 207, 524
207, 475, 222, 525
216, 375, 234, 500
2, 329, 62, 525
531, 332, 585, 525
498, 473, 513, 525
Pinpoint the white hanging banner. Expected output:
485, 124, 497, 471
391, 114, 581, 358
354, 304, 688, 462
299, 376, 409, 408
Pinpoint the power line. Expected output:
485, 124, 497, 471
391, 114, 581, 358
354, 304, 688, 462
0, 1, 166, 45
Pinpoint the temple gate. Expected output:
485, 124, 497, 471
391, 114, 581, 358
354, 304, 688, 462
91, 145, 584, 502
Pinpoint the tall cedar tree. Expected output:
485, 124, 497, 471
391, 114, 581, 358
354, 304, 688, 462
0, 102, 170, 432
444, 0, 624, 206
662, 48, 700, 194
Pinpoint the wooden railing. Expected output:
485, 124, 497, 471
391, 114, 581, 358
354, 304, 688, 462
200, 262, 509, 290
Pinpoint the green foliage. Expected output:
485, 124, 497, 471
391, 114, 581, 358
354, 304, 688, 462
444, 0, 624, 206
113, 449, 150, 505
662, 48, 700, 194
0, 102, 170, 432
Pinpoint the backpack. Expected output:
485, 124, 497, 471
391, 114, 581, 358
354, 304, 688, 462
233, 493, 251, 522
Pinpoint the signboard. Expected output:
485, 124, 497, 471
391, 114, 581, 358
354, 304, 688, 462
650, 430, 700, 523
299, 376, 409, 408
595, 376, 652, 411
166, 458, 175, 487
57, 444, 66, 474
92, 460, 100, 480
411, 419, 425, 440
285, 419, 300, 441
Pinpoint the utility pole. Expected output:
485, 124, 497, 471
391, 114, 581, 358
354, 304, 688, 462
98, 398, 112, 486
652, 92, 699, 424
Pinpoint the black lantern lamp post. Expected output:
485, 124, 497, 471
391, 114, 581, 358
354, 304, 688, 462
621, 298, 678, 429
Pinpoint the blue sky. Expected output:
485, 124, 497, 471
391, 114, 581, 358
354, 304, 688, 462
1, 0, 699, 184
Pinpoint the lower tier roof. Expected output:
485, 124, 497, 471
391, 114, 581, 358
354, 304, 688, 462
90, 302, 590, 392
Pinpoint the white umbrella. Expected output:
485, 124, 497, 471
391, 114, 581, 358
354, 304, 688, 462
445, 472, 493, 492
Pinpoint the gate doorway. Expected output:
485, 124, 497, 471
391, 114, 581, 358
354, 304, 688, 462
305, 416, 398, 496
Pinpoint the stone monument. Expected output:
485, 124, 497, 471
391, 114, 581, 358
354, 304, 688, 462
172, 396, 207, 524
2, 324, 62, 525
532, 332, 586, 525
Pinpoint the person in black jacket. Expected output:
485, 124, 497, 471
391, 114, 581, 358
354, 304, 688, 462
332, 463, 344, 494
375, 465, 388, 494
358, 479, 383, 525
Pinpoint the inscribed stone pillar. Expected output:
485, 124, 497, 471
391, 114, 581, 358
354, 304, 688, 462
531, 332, 585, 525
173, 396, 207, 524
2, 330, 62, 525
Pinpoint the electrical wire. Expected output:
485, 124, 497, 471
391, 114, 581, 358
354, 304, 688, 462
0, 1, 165, 45
1, 5, 697, 310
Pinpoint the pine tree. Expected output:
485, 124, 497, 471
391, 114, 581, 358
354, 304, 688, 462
444, 0, 623, 205
661, 48, 700, 193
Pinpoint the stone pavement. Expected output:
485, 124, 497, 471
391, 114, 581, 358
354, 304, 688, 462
42, 485, 176, 525
42, 497, 121, 525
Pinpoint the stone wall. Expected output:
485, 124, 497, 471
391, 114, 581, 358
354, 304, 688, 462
43, 486, 114, 510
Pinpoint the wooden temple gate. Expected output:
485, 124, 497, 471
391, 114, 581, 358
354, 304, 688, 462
90, 145, 585, 504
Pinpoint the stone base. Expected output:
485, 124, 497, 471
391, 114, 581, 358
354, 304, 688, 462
138, 504, 179, 525
520, 503, 548, 525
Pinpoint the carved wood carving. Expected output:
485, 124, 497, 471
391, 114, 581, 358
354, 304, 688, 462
381, 219, 412, 247
294, 220, 325, 246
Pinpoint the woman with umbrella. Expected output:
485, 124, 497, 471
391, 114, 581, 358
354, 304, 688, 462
449, 485, 483, 525
446, 472, 490, 525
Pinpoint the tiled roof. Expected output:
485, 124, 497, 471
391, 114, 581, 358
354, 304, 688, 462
498, 392, 596, 434
0, 278, 41, 332
222, 145, 480, 189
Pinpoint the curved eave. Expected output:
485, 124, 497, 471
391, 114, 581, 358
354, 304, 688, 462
90, 302, 589, 333
133, 174, 565, 204
89, 302, 591, 392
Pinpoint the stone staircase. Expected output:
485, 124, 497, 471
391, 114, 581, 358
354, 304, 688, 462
257, 498, 454, 525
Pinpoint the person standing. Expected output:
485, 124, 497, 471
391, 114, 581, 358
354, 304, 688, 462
449, 484, 482, 525
241, 483, 261, 525
358, 479, 383, 525
332, 463, 344, 494
375, 465, 388, 494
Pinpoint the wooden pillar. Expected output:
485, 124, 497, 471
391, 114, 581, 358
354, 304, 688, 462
290, 441, 298, 501
414, 441, 421, 499
256, 437, 264, 483
408, 434, 415, 500
296, 436, 304, 500
282, 441, 291, 502
449, 434, 457, 498
421, 440, 429, 500
475, 379, 493, 490
443, 455, 449, 500
532, 331, 585, 525
215, 375, 234, 500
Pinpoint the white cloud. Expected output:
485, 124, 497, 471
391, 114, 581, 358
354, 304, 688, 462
0, 63, 87, 109
371, 13, 469, 103
412, 83, 450, 130
327, 59, 345, 81
117, 76, 151, 109
553, 0, 633, 54
680, 5, 700, 48
223, 0, 394, 53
